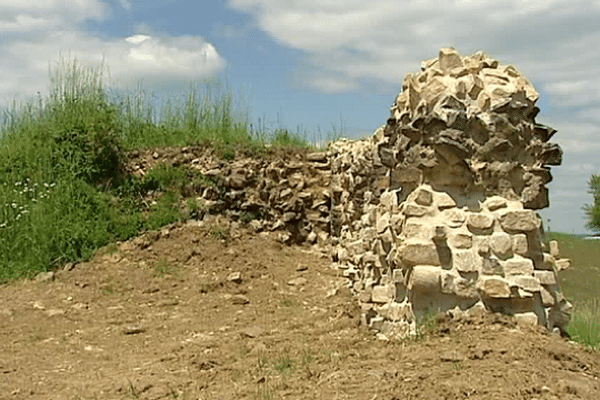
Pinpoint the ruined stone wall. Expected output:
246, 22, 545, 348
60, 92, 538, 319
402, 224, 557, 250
128, 49, 573, 338
330, 49, 572, 338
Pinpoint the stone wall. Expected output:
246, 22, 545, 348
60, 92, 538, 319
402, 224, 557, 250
329, 49, 572, 338
127, 49, 573, 338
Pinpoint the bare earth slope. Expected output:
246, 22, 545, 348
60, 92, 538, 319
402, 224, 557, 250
1, 219, 599, 400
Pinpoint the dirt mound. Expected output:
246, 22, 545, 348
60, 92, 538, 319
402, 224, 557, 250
1, 218, 598, 399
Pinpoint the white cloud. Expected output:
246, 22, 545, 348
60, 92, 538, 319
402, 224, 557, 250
0, 1, 226, 103
119, 0, 132, 10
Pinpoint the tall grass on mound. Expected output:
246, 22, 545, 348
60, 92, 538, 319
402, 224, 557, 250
547, 232, 600, 350
0, 56, 341, 281
568, 298, 600, 349
116, 80, 255, 150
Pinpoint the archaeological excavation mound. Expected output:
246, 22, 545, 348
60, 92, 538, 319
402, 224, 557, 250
329, 48, 572, 337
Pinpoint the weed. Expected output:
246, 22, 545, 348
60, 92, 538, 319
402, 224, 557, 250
568, 298, 600, 350
154, 258, 179, 278
210, 224, 229, 241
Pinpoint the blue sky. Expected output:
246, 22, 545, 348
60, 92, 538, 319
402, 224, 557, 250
1, 1, 599, 234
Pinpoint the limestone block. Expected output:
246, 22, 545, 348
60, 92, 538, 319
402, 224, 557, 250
534, 270, 556, 285
490, 232, 513, 259
509, 275, 541, 292
388, 302, 405, 321
504, 257, 534, 276
409, 265, 441, 293
359, 289, 372, 303
549, 240, 560, 258
380, 190, 399, 210
372, 284, 395, 303
442, 208, 466, 228
404, 204, 429, 217
448, 230, 473, 249
467, 213, 494, 231
514, 312, 539, 327
541, 253, 555, 271
377, 213, 391, 234
439, 48, 463, 72
483, 196, 507, 211
370, 316, 385, 331
540, 286, 556, 307
497, 210, 541, 232
399, 240, 441, 266
413, 187, 433, 206
482, 256, 504, 276
555, 258, 571, 271
441, 270, 478, 299
434, 192, 456, 209
392, 269, 404, 284
452, 249, 482, 273
473, 235, 491, 256
512, 234, 528, 257
479, 277, 511, 298
380, 227, 395, 249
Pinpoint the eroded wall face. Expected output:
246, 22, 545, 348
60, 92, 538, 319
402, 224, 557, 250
330, 49, 572, 337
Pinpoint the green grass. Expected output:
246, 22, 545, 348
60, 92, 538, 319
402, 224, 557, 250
547, 232, 600, 349
0, 56, 343, 282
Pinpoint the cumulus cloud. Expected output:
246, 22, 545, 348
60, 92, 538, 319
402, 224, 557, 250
0, 1, 226, 102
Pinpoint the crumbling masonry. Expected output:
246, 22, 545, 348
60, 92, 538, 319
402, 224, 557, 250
329, 48, 572, 337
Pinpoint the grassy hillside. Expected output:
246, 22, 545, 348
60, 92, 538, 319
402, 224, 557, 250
0, 58, 330, 282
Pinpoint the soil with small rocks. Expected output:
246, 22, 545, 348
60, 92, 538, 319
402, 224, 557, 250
1, 216, 599, 400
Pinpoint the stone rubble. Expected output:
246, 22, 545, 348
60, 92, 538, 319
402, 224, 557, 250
125, 48, 573, 338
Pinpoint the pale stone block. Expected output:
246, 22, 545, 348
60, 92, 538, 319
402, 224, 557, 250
549, 240, 560, 258
504, 257, 534, 276
483, 196, 507, 211
541, 253, 555, 270
359, 289, 372, 303
439, 48, 463, 72
442, 208, 466, 228
376, 212, 390, 234
372, 284, 394, 303
534, 270, 556, 285
399, 240, 440, 266
388, 302, 405, 321
380, 227, 395, 249
509, 275, 541, 292
555, 258, 571, 271
498, 210, 541, 232
370, 316, 385, 331
441, 270, 478, 298
380, 190, 398, 210
514, 312, 539, 327
409, 265, 441, 293
392, 269, 404, 284
490, 232, 513, 259
478, 277, 511, 298
403, 221, 432, 240
435, 191, 456, 209
467, 213, 494, 231
512, 234, 528, 257
414, 187, 433, 206
404, 204, 429, 217
473, 235, 491, 255
448, 230, 473, 249
452, 249, 482, 272
540, 286, 556, 307
482, 256, 504, 276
